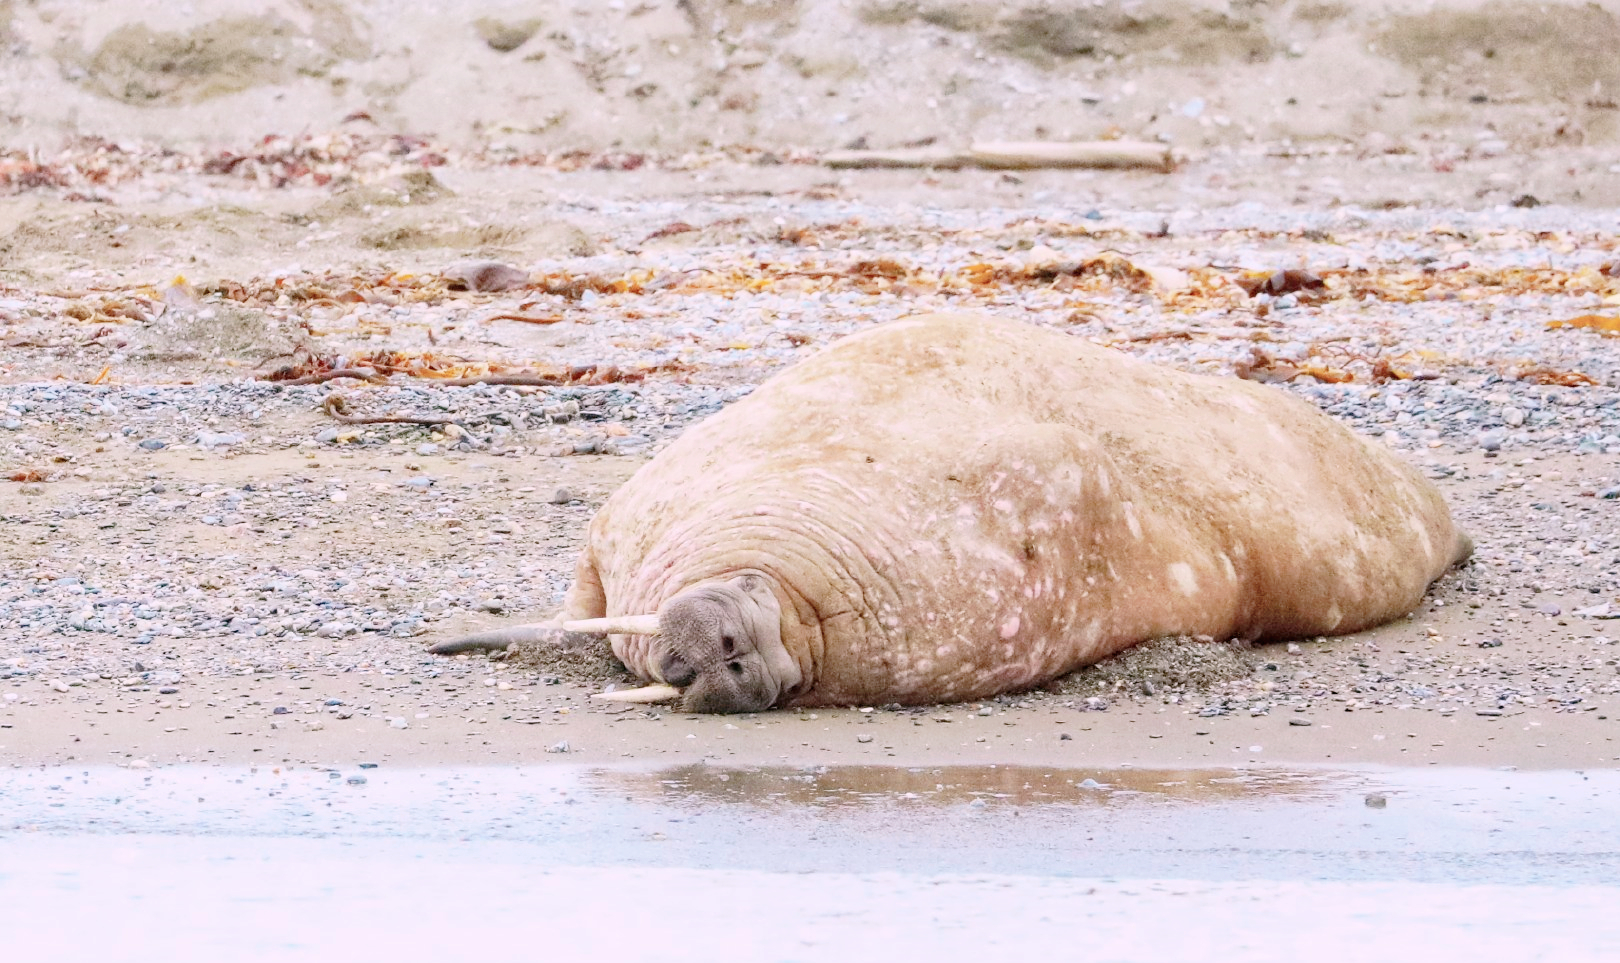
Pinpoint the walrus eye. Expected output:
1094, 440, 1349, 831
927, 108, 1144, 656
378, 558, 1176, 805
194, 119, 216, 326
721, 635, 736, 656
727, 661, 744, 675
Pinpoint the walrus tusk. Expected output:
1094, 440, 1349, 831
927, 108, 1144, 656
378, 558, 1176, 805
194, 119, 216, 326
592, 683, 681, 704
427, 622, 562, 654
563, 614, 661, 635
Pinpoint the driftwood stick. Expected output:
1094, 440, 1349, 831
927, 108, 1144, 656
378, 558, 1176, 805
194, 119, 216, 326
272, 367, 385, 386
486, 313, 565, 326
429, 373, 568, 387
322, 394, 473, 428
822, 141, 1173, 173
966, 140, 1173, 172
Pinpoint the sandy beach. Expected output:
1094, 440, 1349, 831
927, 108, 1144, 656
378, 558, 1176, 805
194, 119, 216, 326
0, 0, 1616, 776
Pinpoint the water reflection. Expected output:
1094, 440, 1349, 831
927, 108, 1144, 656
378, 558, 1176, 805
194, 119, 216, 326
590, 763, 1345, 810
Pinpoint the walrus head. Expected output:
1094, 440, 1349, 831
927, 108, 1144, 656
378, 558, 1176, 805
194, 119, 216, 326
566, 573, 801, 713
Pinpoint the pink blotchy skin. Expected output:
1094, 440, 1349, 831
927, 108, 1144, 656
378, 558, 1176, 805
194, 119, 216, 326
561, 313, 1471, 708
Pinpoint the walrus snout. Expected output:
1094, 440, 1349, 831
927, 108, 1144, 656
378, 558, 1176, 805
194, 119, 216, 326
679, 664, 777, 714
659, 651, 698, 688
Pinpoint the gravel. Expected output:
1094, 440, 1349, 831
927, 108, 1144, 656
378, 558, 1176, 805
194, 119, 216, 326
4, 171, 1620, 736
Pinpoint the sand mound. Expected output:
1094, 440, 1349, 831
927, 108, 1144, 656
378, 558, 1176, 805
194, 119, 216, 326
0, 0, 1610, 151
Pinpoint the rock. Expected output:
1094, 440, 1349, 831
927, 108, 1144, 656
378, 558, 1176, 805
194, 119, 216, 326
1477, 430, 1505, 451
444, 260, 531, 292
315, 428, 340, 443
196, 431, 246, 448
403, 476, 434, 489
389, 717, 409, 729
1502, 406, 1526, 428
547, 740, 570, 753
1536, 604, 1562, 617
346, 774, 367, 785
138, 438, 167, 450
49, 679, 70, 693
1288, 718, 1312, 726
549, 487, 574, 504
416, 443, 440, 456
856, 733, 874, 743
1059, 731, 1072, 740
1364, 793, 1388, 808
2, 419, 23, 430
1476, 709, 1504, 717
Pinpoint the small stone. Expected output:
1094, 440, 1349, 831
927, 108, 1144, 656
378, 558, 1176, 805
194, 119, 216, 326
1364, 793, 1388, 809
159, 687, 179, 695
195, 431, 246, 449
549, 487, 574, 504
1599, 487, 1620, 500
1502, 406, 1526, 428
1289, 718, 1312, 726
1476, 709, 1504, 717
1479, 637, 1503, 648
1, 419, 22, 430
273, 706, 290, 715
389, 717, 409, 729
856, 733, 874, 743
1477, 430, 1505, 452
315, 428, 340, 443
138, 438, 167, 450
547, 740, 570, 753
346, 775, 367, 785
1059, 731, 1073, 741
1536, 604, 1562, 617
416, 443, 440, 456
1078, 778, 1103, 789
49, 679, 70, 693
403, 476, 434, 489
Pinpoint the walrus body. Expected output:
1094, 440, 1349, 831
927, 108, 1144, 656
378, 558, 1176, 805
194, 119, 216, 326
500, 314, 1469, 710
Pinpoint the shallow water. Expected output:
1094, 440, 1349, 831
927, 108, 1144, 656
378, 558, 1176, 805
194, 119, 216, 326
3, 763, 1618, 961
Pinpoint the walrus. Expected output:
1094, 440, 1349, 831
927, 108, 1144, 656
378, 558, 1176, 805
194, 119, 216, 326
430, 313, 1471, 712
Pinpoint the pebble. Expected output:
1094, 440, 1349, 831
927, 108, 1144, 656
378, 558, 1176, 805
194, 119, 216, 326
547, 740, 571, 753
549, 487, 574, 504
138, 438, 167, 450
856, 733, 873, 743
1364, 793, 1388, 809
1288, 718, 1313, 726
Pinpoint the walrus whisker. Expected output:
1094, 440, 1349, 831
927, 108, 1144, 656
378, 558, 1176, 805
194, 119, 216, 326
564, 614, 661, 635
592, 683, 681, 703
